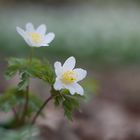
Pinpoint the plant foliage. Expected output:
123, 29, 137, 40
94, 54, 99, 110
0, 88, 43, 116
53, 89, 84, 120
5, 58, 55, 89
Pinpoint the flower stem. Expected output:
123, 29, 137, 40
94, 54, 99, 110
29, 47, 34, 63
20, 85, 29, 123
31, 94, 54, 125
20, 48, 34, 124
24, 85, 29, 118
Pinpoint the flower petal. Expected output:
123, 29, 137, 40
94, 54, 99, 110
64, 83, 84, 95
72, 83, 84, 95
53, 79, 63, 90
16, 27, 32, 46
41, 43, 49, 47
64, 85, 76, 95
16, 27, 26, 39
63, 56, 76, 71
44, 32, 55, 45
36, 24, 46, 35
73, 68, 87, 82
54, 61, 63, 76
26, 22, 34, 32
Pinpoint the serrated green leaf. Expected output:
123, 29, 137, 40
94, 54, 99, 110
62, 94, 80, 120
5, 58, 27, 80
53, 89, 83, 120
18, 72, 30, 90
0, 88, 43, 115
0, 88, 20, 112
54, 96, 62, 106
31, 59, 55, 84
5, 58, 55, 85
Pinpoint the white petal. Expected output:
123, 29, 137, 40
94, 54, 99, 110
53, 79, 63, 90
64, 83, 84, 95
69, 87, 76, 95
30, 44, 41, 47
64, 85, 76, 95
41, 43, 49, 47
63, 56, 76, 71
43, 32, 55, 44
16, 27, 32, 46
72, 83, 84, 95
36, 24, 46, 35
26, 22, 34, 32
73, 68, 87, 82
54, 61, 63, 76
16, 27, 26, 39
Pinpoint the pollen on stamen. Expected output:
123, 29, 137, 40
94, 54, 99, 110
29, 32, 42, 44
61, 70, 76, 84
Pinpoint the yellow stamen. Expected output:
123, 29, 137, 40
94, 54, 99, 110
29, 32, 42, 44
61, 70, 76, 84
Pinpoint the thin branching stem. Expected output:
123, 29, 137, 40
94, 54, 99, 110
20, 48, 34, 124
31, 93, 59, 125
29, 47, 34, 63
20, 85, 29, 123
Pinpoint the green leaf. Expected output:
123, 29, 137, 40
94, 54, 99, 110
63, 94, 80, 120
5, 58, 55, 85
53, 89, 83, 120
30, 59, 55, 84
5, 58, 27, 80
0, 125, 40, 140
0, 88, 23, 112
18, 71, 30, 90
54, 94, 65, 106
0, 88, 43, 115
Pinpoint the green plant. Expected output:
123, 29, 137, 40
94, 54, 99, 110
0, 22, 87, 130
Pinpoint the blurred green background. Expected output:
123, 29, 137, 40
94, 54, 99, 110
0, 0, 140, 68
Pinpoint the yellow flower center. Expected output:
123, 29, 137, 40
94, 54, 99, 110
29, 32, 42, 44
61, 70, 76, 84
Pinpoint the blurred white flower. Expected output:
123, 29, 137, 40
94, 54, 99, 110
16, 22, 55, 47
54, 56, 87, 95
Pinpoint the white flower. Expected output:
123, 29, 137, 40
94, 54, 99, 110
53, 56, 87, 95
16, 22, 55, 47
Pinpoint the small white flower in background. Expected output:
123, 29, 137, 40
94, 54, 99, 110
54, 56, 87, 95
16, 22, 55, 47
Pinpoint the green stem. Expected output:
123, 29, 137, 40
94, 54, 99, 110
31, 87, 60, 125
20, 85, 29, 124
19, 48, 34, 124
29, 47, 34, 63
31, 94, 54, 125
24, 85, 29, 119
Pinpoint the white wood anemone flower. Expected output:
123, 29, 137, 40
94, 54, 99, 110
16, 22, 55, 47
54, 56, 87, 95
